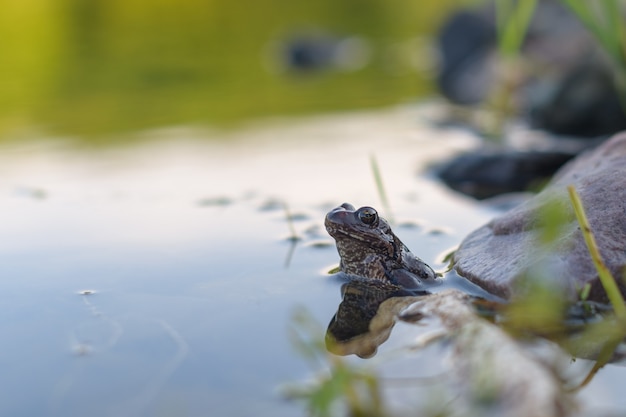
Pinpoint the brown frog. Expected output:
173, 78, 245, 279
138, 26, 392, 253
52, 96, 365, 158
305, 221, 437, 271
325, 203, 438, 291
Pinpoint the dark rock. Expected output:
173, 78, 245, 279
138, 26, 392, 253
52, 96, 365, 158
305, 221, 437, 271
435, 148, 577, 199
436, 10, 496, 104
530, 60, 626, 137
435, 2, 626, 138
453, 132, 626, 303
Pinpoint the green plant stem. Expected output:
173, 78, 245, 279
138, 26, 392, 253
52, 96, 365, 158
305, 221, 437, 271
561, 0, 625, 61
495, 0, 538, 56
569, 323, 624, 391
370, 155, 394, 224
567, 185, 626, 322
283, 201, 299, 240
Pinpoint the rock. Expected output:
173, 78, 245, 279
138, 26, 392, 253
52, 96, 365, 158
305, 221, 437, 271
436, 10, 495, 104
400, 290, 575, 417
435, 148, 577, 199
435, 2, 626, 138
436, 1, 593, 106
453, 132, 626, 303
268, 33, 371, 73
530, 59, 626, 137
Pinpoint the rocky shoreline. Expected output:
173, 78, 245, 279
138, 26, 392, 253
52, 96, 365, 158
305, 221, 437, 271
452, 132, 626, 303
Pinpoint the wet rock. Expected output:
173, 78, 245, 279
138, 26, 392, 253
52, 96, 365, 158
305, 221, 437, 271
435, 148, 577, 199
530, 59, 626, 137
453, 132, 626, 303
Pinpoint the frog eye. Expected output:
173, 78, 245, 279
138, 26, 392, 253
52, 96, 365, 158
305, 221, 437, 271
357, 207, 378, 225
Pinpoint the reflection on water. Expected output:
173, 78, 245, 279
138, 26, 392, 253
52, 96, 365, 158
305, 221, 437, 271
326, 279, 417, 358
0, 0, 460, 138
1, 107, 625, 416
325, 270, 502, 359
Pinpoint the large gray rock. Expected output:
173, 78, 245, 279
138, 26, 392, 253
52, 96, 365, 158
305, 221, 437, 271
453, 132, 626, 302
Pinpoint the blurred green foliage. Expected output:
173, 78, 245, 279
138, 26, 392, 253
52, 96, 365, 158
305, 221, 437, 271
0, 0, 464, 139
286, 307, 387, 417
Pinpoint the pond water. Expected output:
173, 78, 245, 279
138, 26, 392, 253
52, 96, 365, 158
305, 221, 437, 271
1, 105, 625, 416
0, 0, 456, 137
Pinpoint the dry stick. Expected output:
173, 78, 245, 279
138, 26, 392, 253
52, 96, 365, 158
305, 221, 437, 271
567, 185, 626, 322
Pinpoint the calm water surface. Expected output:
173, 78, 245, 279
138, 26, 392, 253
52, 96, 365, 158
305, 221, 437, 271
1, 106, 625, 416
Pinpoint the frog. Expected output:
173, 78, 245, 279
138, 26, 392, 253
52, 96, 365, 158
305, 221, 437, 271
325, 203, 438, 291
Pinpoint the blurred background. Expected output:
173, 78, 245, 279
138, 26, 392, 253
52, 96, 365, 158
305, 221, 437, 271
4, 2, 626, 416
0, 0, 470, 141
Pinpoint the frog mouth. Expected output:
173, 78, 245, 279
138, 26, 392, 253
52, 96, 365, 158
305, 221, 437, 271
325, 222, 375, 243
323, 220, 343, 238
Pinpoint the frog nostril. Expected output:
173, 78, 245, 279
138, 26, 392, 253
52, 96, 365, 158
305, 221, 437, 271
340, 202, 356, 211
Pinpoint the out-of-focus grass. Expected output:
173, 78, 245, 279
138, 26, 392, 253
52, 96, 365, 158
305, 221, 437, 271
486, 0, 626, 135
495, 0, 538, 57
285, 308, 387, 417
370, 155, 394, 225
567, 185, 626, 321
560, 0, 626, 112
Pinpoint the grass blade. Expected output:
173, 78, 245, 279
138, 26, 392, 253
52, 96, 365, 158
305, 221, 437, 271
567, 185, 626, 322
370, 155, 394, 224
496, 0, 538, 56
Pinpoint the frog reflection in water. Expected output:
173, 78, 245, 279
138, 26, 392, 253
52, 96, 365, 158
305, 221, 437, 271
325, 203, 489, 357
325, 203, 439, 291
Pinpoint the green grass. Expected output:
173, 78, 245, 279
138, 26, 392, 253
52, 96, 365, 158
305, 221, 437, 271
370, 155, 394, 224
495, 0, 538, 56
286, 308, 387, 417
567, 185, 626, 321
486, 0, 626, 134
560, 0, 626, 66
560, 0, 626, 110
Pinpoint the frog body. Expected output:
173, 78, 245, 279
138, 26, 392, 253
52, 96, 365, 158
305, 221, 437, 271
325, 203, 437, 290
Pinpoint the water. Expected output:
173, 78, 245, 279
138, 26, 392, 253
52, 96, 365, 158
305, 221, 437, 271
0, 106, 624, 416
0, 0, 459, 137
